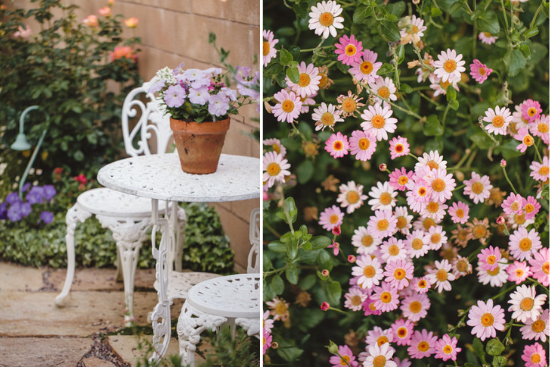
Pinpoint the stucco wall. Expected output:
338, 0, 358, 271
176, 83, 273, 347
10, 0, 261, 273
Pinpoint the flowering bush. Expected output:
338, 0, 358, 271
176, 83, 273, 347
262, 0, 548, 366
0, 183, 56, 226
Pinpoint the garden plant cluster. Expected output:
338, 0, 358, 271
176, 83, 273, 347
262, 0, 549, 366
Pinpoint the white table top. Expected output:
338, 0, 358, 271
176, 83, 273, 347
97, 153, 261, 202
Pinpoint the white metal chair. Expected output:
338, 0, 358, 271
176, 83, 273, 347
54, 85, 213, 324
176, 208, 260, 366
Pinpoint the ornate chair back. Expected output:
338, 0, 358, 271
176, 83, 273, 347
247, 208, 261, 273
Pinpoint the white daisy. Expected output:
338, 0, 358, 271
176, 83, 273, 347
365, 342, 397, 367
344, 287, 368, 311
368, 181, 398, 211
367, 209, 398, 239
263, 138, 287, 156
520, 309, 549, 342
308, 0, 344, 39
394, 206, 413, 235
360, 103, 398, 141
399, 15, 427, 45
352, 226, 382, 255
508, 285, 548, 322
426, 259, 456, 293
352, 254, 384, 290
415, 150, 448, 171
312, 102, 344, 131
286, 61, 321, 98
429, 73, 460, 97
369, 77, 398, 106
433, 48, 466, 83
380, 237, 408, 263
483, 106, 513, 135
337, 181, 367, 214
427, 225, 447, 251
420, 200, 447, 222
477, 259, 509, 287
405, 230, 431, 258
263, 151, 291, 188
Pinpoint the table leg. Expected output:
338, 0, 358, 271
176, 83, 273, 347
150, 199, 177, 360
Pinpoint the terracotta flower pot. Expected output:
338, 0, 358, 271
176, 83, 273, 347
170, 117, 230, 174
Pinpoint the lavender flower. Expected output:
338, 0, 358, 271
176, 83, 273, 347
7, 202, 23, 222
208, 93, 230, 117
189, 87, 210, 105
147, 79, 165, 94
26, 186, 44, 204
22, 183, 31, 192
6, 192, 22, 205
183, 69, 206, 82
43, 185, 57, 201
190, 76, 211, 89
164, 85, 186, 108
172, 61, 186, 76
40, 211, 54, 224
21, 202, 31, 217
0, 202, 7, 220
222, 87, 238, 101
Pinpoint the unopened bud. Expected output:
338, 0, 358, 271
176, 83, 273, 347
379, 163, 387, 171
500, 159, 507, 167
321, 302, 330, 311
332, 226, 341, 236
496, 216, 505, 225
322, 269, 330, 277
271, 342, 279, 349
348, 255, 356, 263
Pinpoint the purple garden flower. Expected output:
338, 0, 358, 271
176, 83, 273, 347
164, 84, 186, 108
172, 61, 186, 76
0, 202, 7, 220
208, 93, 230, 117
26, 186, 44, 204
7, 202, 23, 222
43, 185, 57, 201
189, 87, 210, 105
22, 183, 31, 192
6, 192, 22, 205
21, 202, 31, 217
40, 211, 54, 224
147, 79, 165, 94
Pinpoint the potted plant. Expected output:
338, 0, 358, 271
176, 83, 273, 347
147, 62, 258, 174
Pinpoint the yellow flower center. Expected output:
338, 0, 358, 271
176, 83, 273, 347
319, 12, 334, 27
473, 225, 487, 239
345, 44, 357, 56
455, 208, 465, 218
481, 312, 495, 327
472, 181, 484, 194
514, 213, 527, 225
377, 336, 389, 346
388, 244, 400, 256
409, 300, 422, 314
321, 112, 335, 126
528, 107, 538, 117
378, 86, 390, 99
520, 297, 535, 311
377, 219, 389, 231
351, 295, 362, 306
371, 114, 386, 129
342, 97, 357, 113
363, 265, 376, 278
544, 261, 549, 274
319, 74, 328, 88
478, 67, 487, 76
436, 269, 448, 282
273, 144, 281, 154
417, 341, 430, 352
538, 122, 549, 133
486, 255, 497, 265
397, 327, 408, 338
492, 116, 505, 128
532, 320, 546, 333
394, 143, 404, 153
275, 302, 287, 315
443, 59, 457, 73
340, 355, 351, 366
457, 259, 469, 273
484, 32, 492, 37
263, 41, 270, 56
418, 186, 428, 197
396, 216, 407, 229
426, 160, 439, 170
519, 238, 533, 251
531, 353, 542, 364
411, 25, 419, 33
394, 268, 406, 280
398, 175, 409, 186
329, 214, 340, 224
360, 61, 374, 74
373, 355, 386, 367
380, 291, 392, 303
443, 345, 453, 354
282, 99, 295, 113
457, 229, 469, 241
418, 280, 427, 288
362, 235, 374, 247
426, 201, 439, 213
423, 218, 436, 230
358, 137, 370, 150
440, 80, 452, 90
347, 191, 360, 204
298, 73, 311, 87
523, 134, 534, 146
487, 266, 500, 276
431, 233, 441, 244
516, 269, 524, 277
333, 141, 344, 151
379, 192, 392, 206
267, 162, 281, 177
511, 201, 521, 211
412, 238, 424, 250
432, 178, 446, 192
539, 166, 549, 176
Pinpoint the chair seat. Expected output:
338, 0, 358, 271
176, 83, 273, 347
155, 271, 222, 302
186, 273, 260, 318
77, 187, 165, 218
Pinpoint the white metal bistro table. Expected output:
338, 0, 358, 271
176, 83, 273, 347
97, 153, 261, 359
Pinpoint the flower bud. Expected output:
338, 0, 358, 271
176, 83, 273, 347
348, 255, 356, 263
271, 342, 279, 349
321, 269, 329, 277
379, 163, 387, 171
321, 302, 330, 311
500, 159, 507, 167
332, 226, 341, 236
496, 216, 505, 225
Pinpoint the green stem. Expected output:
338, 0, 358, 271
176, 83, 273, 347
412, 86, 432, 91
418, 92, 442, 107
500, 0, 511, 40
530, 3, 543, 29
491, 284, 519, 301
453, 184, 465, 192
450, 148, 473, 170
533, 140, 544, 163
473, 0, 477, 59
502, 165, 519, 195
442, 104, 451, 133
301, 38, 326, 53
327, 307, 349, 315
263, 266, 287, 278
408, 153, 418, 160
528, 277, 550, 292
334, 351, 352, 367
465, 149, 478, 168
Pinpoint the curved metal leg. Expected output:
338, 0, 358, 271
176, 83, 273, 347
55, 204, 92, 307
174, 206, 187, 273
115, 247, 124, 283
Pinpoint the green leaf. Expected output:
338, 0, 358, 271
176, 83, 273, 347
74, 150, 84, 162
277, 346, 303, 362
472, 337, 487, 364
378, 21, 401, 42
506, 49, 527, 77
446, 87, 457, 101
470, 132, 495, 149
310, 236, 331, 250
423, 115, 443, 136
377, 63, 395, 75
286, 263, 298, 284
386, 1, 406, 17
353, 5, 373, 23
318, 249, 333, 271
271, 275, 284, 294
478, 10, 500, 34
524, 27, 539, 39
280, 48, 293, 66
449, 2, 463, 14
400, 83, 413, 94
292, 3, 308, 19
496, 139, 523, 159
277, 27, 295, 37
529, 43, 548, 65
268, 240, 287, 253
300, 274, 317, 290
302, 241, 312, 251
449, 100, 459, 111
519, 44, 531, 60
486, 338, 505, 356
284, 197, 298, 224
297, 160, 314, 184
543, 0, 549, 18
493, 356, 507, 367
541, 185, 549, 200
326, 280, 342, 305
431, 7, 443, 17
287, 239, 298, 259
286, 66, 300, 83
263, 254, 273, 271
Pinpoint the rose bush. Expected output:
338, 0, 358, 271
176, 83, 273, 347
262, 0, 548, 365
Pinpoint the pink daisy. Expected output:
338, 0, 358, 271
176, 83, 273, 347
380, 237, 408, 263
389, 136, 410, 160
367, 209, 397, 239
329, 345, 359, 367
360, 103, 398, 141
429, 73, 459, 97
334, 34, 363, 65
401, 293, 430, 322
351, 226, 381, 255
391, 318, 414, 346
263, 329, 272, 354
502, 193, 525, 216
412, 277, 431, 293
405, 230, 430, 258
325, 132, 349, 158
420, 200, 447, 222
363, 297, 383, 316
522, 99, 542, 123
389, 167, 413, 192
514, 127, 535, 153
262, 30, 279, 67
483, 106, 512, 135
523, 196, 541, 220
506, 260, 532, 284
365, 326, 394, 348
299, 93, 316, 113
448, 202, 470, 224
477, 245, 502, 272
530, 156, 550, 181
272, 89, 303, 123
368, 181, 397, 211
383, 259, 414, 290
350, 49, 382, 84
508, 284, 547, 322
427, 225, 447, 251
263, 151, 291, 188
426, 259, 455, 293
529, 247, 549, 287
426, 168, 456, 203
463, 172, 492, 204
393, 206, 413, 235
372, 282, 400, 313
405, 180, 431, 213
509, 227, 542, 261
520, 309, 549, 342
349, 130, 377, 161
530, 114, 549, 142
407, 329, 437, 359
352, 254, 384, 290
478, 31, 498, 44
433, 48, 466, 83
337, 181, 367, 214
319, 205, 344, 231
434, 334, 461, 362
263, 310, 274, 333
522, 343, 547, 367
470, 59, 493, 84
344, 287, 368, 311
286, 61, 321, 98
466, 299, 506, 341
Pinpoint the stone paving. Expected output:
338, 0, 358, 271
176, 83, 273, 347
0, 262, 203, 367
